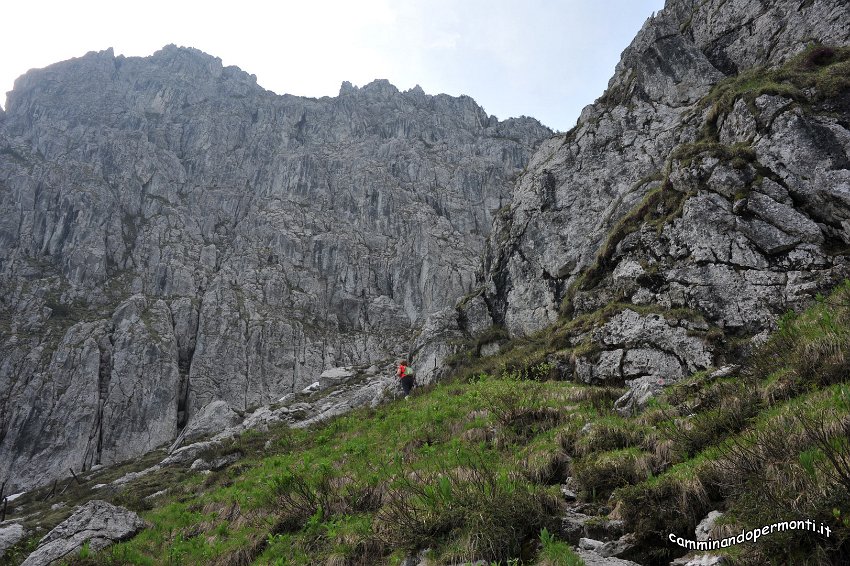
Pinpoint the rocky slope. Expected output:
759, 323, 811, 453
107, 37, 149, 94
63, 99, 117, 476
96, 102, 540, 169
0, 47, 550, 492
456, 0, 850, 411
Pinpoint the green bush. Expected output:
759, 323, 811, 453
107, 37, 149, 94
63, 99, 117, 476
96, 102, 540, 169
573, 448, 653, 501
376, 458, 563, 562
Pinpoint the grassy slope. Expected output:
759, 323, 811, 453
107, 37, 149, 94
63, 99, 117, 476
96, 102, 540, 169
29, 282, 843, 566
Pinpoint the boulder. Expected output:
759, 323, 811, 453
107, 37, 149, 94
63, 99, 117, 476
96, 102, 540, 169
21, 501, 145, 565
579, 537, 605, 550
320, 367, 355, 386
575, 549, 642, 566
0, 523, 26, 557
598, 533, 638, 558
695, 510, 724, 542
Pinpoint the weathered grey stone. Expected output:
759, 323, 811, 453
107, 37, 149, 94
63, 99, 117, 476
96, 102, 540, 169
319, 367, 354, 384
20, 501, 145, 566
718, 99, 756, 145
144, 489, 168, 501
574, 357, 597, 384
597, 533, 638, 558
708, 167, 751, 201
596, 349, 625, 381
579, 537, 604, 550
615, 376, 663, 417
754, 95, 795, 130
170, 400, 241, 451
477, 0, 850, 373
631, 288, 654, 305
737, 216, 803, 255
696, 510, 724, 542
411, 306, 466, 385
665, 264, 785, 330
575, 549, 642, 566
622, 348, 684, 382
613, 260, 645, 281
0, 46, 548, 492
0, 523, 26, 558
746, 192, 823, 244
459, 293, 494, 338
111, 465, 161, 486
561, 484, 577, 500
600, 310, 713, 374
670, 554, 726, 566
160, 441, 221, 467
708, 366, 738, 380
755, 110, 850, 233
686, 0, 848, 70
562, 510, 593, 544
731, 198, 748, 215
0, 321, 105, 495
189, 452, 239, 472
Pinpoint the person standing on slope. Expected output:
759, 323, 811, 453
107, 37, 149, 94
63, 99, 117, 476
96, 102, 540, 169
397, 359, 415, 398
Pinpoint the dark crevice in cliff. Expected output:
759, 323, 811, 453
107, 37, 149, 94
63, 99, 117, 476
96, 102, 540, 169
290, 326, 300, 392
0, 402, 8, 450
176, 350, 193, 432
175, 300, 200, 432
87, 332, 114, 469
541, 267, 568, 307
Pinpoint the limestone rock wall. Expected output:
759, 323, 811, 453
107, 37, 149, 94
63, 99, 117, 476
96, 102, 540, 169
471, 0, 850, 394
0, 46, 549, 491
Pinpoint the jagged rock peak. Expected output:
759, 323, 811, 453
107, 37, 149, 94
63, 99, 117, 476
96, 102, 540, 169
6, 45, 546, 138
147, 44, 259, 82
335, 77, 504, 130
12, 44, 249, 94
339, 80, 425, 102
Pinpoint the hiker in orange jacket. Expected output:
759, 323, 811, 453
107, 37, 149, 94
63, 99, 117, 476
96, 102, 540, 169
397, 359, 415, 397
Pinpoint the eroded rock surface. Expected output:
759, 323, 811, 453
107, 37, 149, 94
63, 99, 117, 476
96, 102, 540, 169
20, 500, 145, 566
0, 522, 26, 558
0, 47, 549, 491
468, 0, 850, 401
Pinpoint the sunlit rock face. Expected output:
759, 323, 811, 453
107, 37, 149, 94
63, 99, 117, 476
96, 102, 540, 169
0, 45, 550, 491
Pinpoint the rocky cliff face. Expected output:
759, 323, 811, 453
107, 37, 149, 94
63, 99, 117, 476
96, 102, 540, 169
0, 46, 550, 492
459, 0, 850, 409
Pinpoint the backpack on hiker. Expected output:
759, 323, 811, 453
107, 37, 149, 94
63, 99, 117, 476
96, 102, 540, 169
398, 360, 415, 397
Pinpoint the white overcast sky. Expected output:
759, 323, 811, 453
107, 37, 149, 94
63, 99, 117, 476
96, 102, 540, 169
0, 0, 665, 132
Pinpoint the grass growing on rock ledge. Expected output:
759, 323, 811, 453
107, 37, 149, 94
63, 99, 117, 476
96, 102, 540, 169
15, 282, 850, 565
704, 43, 850, 117
609, 282, 850, 565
